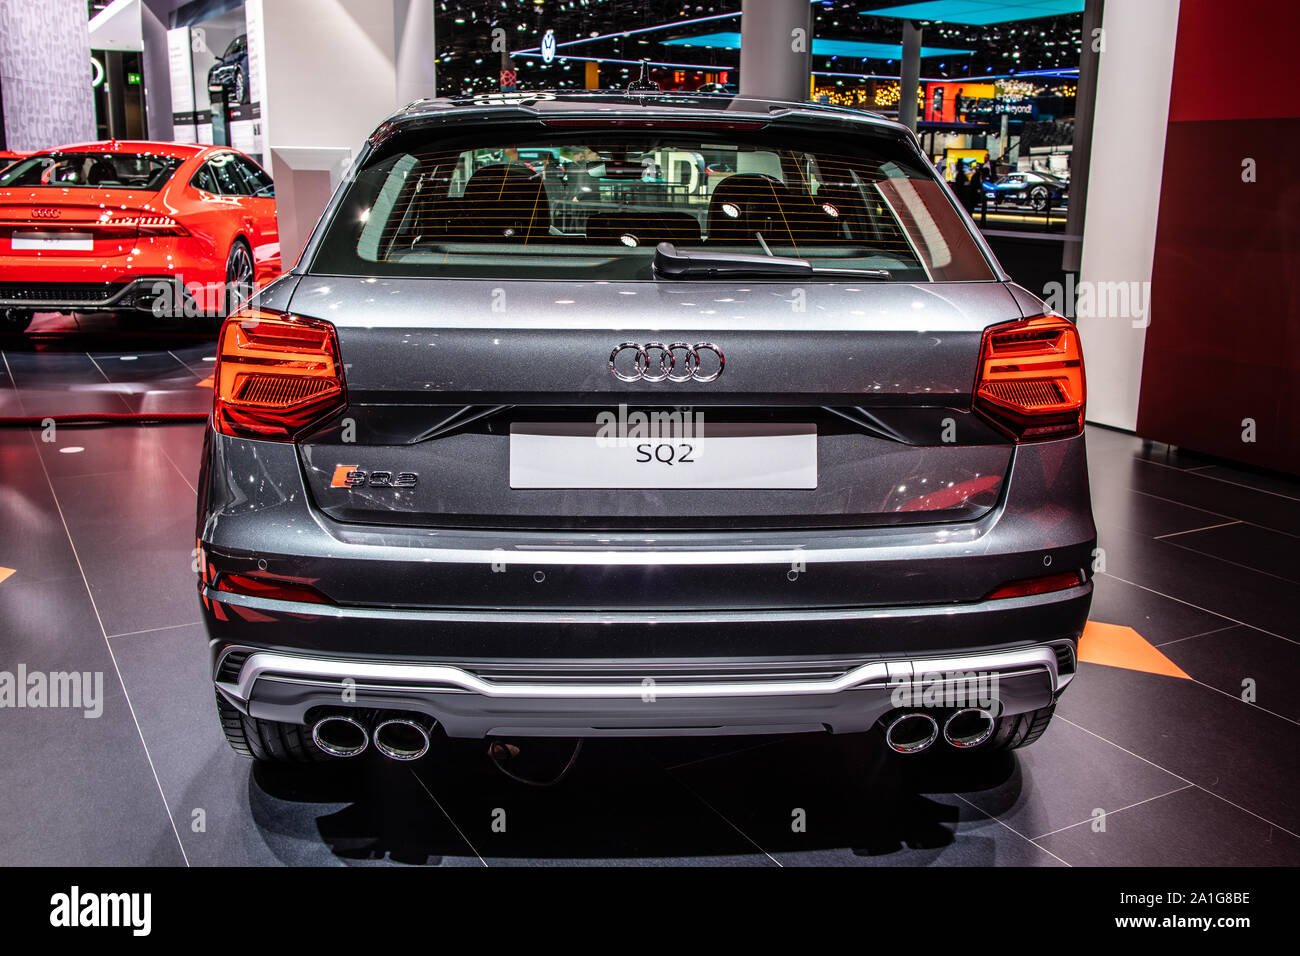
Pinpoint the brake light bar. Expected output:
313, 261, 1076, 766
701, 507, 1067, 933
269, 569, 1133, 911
100, 213, 189, 236
973, 313, 1085, 442
214, 308, 347, 441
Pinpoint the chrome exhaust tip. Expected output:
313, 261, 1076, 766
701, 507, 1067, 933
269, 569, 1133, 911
373, 713, 436, 762
943, 708, 997, 749
311, 713, 370, 758
883, 711, 939, 754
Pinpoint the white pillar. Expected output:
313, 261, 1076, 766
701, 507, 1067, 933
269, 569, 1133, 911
1077, 0, 1181, 430
899, 21, 922, 132
738, 0, 812, 103
395, 0, 437, 106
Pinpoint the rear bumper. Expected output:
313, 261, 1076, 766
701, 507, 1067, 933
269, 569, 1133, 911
213, 627, 1077, 738
205, 582, 1088, 737
0, 276, 174, 312
0, 240, 225, 313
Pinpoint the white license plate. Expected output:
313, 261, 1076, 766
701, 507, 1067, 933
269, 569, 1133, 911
11, 232, 93, 251
509, 422, 817, 489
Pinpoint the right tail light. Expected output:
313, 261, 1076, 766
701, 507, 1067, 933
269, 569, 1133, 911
973, 313, 1085, 441
214, 308, 346, 441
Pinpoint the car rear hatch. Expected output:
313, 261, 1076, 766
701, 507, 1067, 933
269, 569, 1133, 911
0, 188, 161, 260
282, 276, 1021, 531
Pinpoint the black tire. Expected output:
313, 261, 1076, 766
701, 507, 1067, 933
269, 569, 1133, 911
1029, 185, 1050, 212
0, 308, 34, 333
216, 692, 329, 763
987, 701, 1056, 752
210, 239, 255, 331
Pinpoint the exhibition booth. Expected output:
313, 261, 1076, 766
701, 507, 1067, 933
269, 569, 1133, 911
0, 0, 1295, 884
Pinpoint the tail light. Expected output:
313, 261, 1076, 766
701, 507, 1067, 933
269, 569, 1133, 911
985, 571, 1084, 601
98, 213, 189, 236
973, 314, 1085, 441
215, 571, 333, 605
214, 308, 346, 441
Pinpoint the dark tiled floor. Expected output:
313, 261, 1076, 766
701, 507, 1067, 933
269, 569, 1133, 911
1, 378, 1298, 864
0, 312, 213, 420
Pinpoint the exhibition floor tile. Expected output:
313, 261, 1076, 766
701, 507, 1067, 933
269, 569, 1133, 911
1, 317, 215, 421
0, 414, 1297, 866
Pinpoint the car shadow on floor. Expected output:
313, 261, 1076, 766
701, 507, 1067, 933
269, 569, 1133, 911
246, 731, 1024, 865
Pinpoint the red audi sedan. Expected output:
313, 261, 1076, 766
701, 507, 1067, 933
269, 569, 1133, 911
0, 140, 279, 332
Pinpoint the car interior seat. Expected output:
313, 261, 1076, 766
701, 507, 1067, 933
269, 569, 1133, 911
444, 162, 551, 241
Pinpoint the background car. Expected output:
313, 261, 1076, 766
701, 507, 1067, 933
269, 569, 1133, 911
0, 140, 278, 332
207, 34, 250, 105
981, 170, 1069, 211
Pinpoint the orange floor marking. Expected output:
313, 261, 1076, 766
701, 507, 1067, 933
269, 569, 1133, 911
1078, 620, 1191, 679
0, 567, 13, 585
195, 375, 214, 389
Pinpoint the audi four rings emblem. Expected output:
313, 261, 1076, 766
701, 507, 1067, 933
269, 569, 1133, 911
609, 342, 724, 383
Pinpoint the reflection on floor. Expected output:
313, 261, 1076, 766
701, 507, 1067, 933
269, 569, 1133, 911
0, 340, 1297, 864
0, 312, 215, 419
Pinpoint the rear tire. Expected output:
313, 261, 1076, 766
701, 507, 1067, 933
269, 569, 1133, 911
216, 692, 329, 763
223, 239, 255, 317
0, 308, 33, 333
987, 701, 1056, 752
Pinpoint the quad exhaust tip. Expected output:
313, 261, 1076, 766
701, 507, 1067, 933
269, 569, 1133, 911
883, 712, 939, 754
373, 713, 437, 762
943, 708, 996, 749
311, 713, 370, 758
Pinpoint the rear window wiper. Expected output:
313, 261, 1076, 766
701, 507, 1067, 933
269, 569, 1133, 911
652, 242, 892, 281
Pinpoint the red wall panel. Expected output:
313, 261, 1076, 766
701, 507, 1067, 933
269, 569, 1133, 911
1137, 0, 1300, 473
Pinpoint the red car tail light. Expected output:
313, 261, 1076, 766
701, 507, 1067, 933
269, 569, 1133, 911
101, 213, 189, 236
985, 571, 1084, 601
973, 314, 1085, 441
214, 308, 346, 441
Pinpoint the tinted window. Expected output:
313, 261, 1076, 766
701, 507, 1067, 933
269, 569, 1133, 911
311, 126, 994, 282
0, 152, 182, 190
232, 155, 273, 196
208, 152, 250, 195
191, 162, 219, 193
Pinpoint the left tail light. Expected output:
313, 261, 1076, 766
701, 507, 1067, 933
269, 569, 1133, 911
214, 308, 346, 441
973, 313, 1085, 441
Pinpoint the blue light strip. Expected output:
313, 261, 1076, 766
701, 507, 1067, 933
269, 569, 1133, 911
862, 0, 1085, 27
662, 32, 973, 59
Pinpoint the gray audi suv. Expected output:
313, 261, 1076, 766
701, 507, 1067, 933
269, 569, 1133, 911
199, 92, 1093, 765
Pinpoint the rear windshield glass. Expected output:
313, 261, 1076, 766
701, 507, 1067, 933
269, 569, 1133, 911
0, 152, 183, 191
310, 126, 995, 282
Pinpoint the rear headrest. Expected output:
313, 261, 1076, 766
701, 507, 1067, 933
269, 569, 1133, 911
707, 173, 793, 243
86, 158, 117, 186
707, 172, 838, 245
585, 212, 701, 247
447, 162, 550, 240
